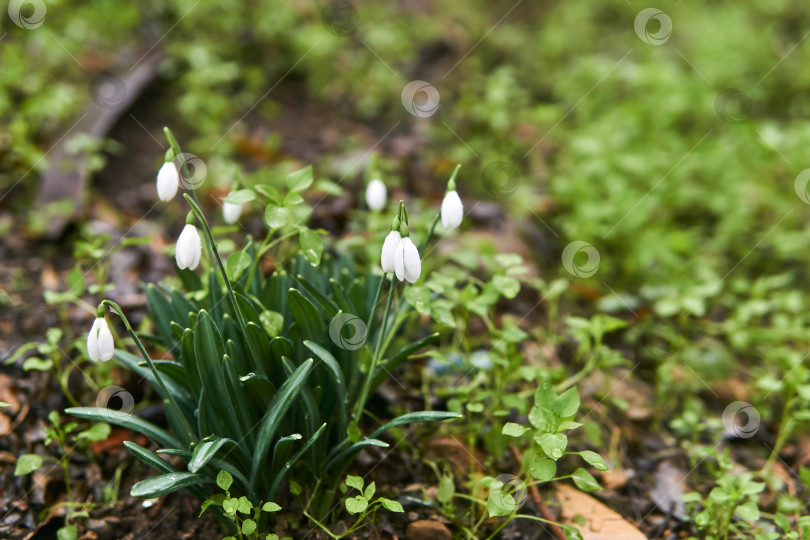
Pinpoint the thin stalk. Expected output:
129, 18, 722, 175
354, 275, 396, 420
164, 127, 216, 269
102, 300, 196, 443
420, 212, 441, 253
184, 195, 257, 355
365, 273, 385, 333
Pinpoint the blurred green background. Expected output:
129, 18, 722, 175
3, 0, 810, 412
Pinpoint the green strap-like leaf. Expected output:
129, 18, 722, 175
267, 423, 327, 499
65, 407, 181, 449
304, 341, 347, 432
368, 411, 462, 440
372, 333, 440, 389
324, 439, 389, 472
124, 441, 176, 474
188, 437, 240, 473
131, 472, 215, 498
249, 359, 314, 487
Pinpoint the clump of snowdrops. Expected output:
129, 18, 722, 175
67, 128, 465, 531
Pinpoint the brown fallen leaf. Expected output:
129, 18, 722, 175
555, 484, 646, 540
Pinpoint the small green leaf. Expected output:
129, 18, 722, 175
265, 205, 291, 228
242, 519, 257, 535
217, 470, 233, 491
553, 388, 580, 417
15, 454, 43, 476
237, 496, 253, 514
223, 189, 255, 205
345, 495, 368, 514
380, 498, 404, 512
263, 501, 282, 512
226, 250, 251, 280
345, 475, 364, 492
571, 468, 601, 492
223, 497, 238, 515
57, 525, 78, 540
286, 165, 314, 192
502, 422, 529, 437
529, 458, 556, 481
289, 480, 302, 496
75, 423, 111, 443
736, 501, 760, 521
437, 474, 455, 504
578, 451, 609, 472
259, 310, 284, 337
562, 524, 584, 540
487, 491, 516, 517
299, 228, 323, 265
364, 481, 376, 500
404, 286, 431, 315
537, 433, 568, 460
22, 357, 53, 371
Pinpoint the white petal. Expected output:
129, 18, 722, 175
222, 201, 243, 224
97, 319, 115, 361
393, 241, 406, 281
441, 190, 463, 230
176, 224, 202, 270
401, 238, 422, 283
157, 162, 179, 202
380, 231, 400, 273
86, 318, 101, 361
365, 179, 387, 211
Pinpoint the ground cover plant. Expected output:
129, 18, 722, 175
5, 0, 810, 539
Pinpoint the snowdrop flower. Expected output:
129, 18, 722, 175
365, 178, 387, 211
176, 222, 202, 270
222, 201, 243, 224
156, 160, 180, 202
87, 317, 114, 362
394, 228, 421, 284
380, 217, 401, 273
441, 190, 463, 230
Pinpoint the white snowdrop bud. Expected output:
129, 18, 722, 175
156, 161, 180, 202
381, 230, 401, 273
175, 224, 202, 270
394, 237, 421, 283
222, 201, 243, 224
87, 317, 114, 362
441, 190, 463, 230
365, 178, 387, 211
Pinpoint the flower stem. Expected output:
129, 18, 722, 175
183, 195, 259, 361
354, 274, 396, 420
102, 300, 196, 443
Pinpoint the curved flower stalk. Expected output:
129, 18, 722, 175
86, 307, 114, 362
176, 215, 202, 271
156, 157, 180, 202
365, 178, 387, 211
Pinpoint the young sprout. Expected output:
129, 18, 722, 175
222, 200, 243, 224
440, 173, 463, 230
380, 215, 401, 273
86, 305, 114, 362
394, 221, 421, 283
365, 178, 387, 211
156, 152, 180, 202
176, 213, 202, 270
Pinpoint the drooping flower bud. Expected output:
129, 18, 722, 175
176, 223, 202, 270
156, 160, 180, 202
87, 317, 114, 362
441, 190, 463, 230
394, 237, 421, 283
365, 178, 387, 211
222, 201, 243, 224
